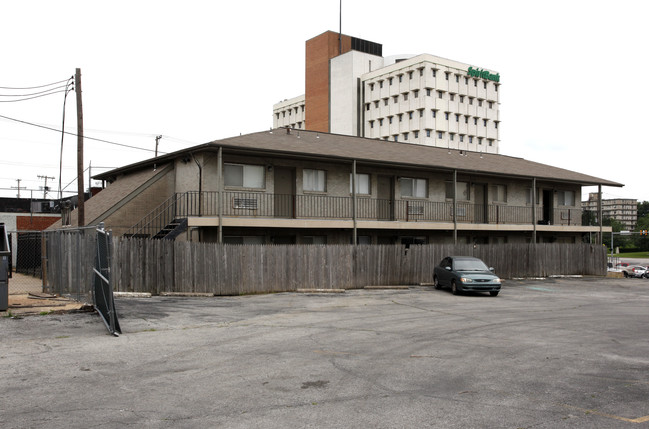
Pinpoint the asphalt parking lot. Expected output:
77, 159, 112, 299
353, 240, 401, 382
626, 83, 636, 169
2, 276, 649, 428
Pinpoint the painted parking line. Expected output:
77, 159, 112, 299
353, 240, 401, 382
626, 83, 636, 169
525, 286, 556, 292
564, 404, 649, 423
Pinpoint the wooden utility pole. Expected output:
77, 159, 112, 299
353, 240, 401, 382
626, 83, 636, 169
75, 68, 85, 226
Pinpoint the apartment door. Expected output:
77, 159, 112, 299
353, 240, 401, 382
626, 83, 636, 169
274, 167, 295, 218
542, 189, 553, 224
474, 183, 488, 223
377, 175, 394, 221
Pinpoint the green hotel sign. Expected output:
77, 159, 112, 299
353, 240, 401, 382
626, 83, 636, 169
467, 66, 500, 83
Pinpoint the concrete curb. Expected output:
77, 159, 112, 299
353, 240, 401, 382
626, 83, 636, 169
296, 288, 346, 293
364, 285, 410, 290
159, 292, 215, 297
114, 292, 152, 298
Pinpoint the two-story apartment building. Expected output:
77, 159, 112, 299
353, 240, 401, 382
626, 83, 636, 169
54, 129, 620, 245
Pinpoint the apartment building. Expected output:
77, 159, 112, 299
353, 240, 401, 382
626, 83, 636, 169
273, 31, 500, 153
54, 129, 620, 245
582, 192, 637, 230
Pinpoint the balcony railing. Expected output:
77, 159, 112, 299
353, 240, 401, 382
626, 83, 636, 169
127, 191, 593, 238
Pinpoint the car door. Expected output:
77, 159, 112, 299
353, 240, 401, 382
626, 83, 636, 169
438, 257, 453, 286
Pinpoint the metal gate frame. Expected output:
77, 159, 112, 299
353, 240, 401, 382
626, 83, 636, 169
93, 223, 121, 336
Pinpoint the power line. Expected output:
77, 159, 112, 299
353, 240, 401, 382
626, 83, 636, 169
0, 78, 71, 90
0, 89, 68, 103
0, 84, 69, 97
0, 113, 165, 154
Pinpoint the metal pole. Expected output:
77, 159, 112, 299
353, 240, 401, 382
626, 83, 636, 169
453, 170, 457, 244
75, 68, 85, 227
598, 184, 603, 245
217, 147, 223, 244
352, 160, 357, 245
532, 177, 537, 243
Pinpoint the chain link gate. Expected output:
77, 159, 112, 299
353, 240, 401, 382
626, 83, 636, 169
93, 224, 121, 336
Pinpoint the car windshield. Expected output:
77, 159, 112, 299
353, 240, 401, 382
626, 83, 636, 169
454, 259, 489, 271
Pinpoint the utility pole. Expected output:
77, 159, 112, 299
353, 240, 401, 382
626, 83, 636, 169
12, 179, 26, 198
155, 135, 162, 157
75, 68, 85, 226
37, 175, 55, 199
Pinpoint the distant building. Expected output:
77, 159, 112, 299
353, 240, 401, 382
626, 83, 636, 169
582, 193, 637, 230
273, 31, 500, 154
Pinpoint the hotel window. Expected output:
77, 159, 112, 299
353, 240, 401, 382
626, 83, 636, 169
449, 93, 455, 101
366, 103, 370, 111
484, 82, 487, 89
393, 95, 399, 103
488, 139, 494, 146
465, 116, 469, 124
393, 135, 398, 142
494, 121, 499, 129
403, 92, 408, 101
389, 77, 393, 85
438, 91, 444, 99
414, 130, 419, 138
282, 111, 286, 117
379, 118, 384, 126
469, 97, 474, 105
369, 120, 374, 129
398, 114, 403, 122
408, 71, 413, 79
495, 84, 499, 92
438, 131, 443, 139
389, 116, 393, 124
445, 72, 450, 80
474, 79, 478, 87
558, 190, 575, 206
419, 68, 424, 76
489, 185, 507, 203
426, 88, 431, 96
473, 117, 478, 125
445, 112, 450, 120
483, 119, 488, 126
408, 111, 413, 120
303, 169, 326, 192
478, 99, 483, 107
374, 100, 379, 108
418, 109, 424, 117
399, 74, 403, 83
432, 69, 437, 77
400, 177, 427, 198
426, 129, 431, 137
455, 74, 460, 83
455, 114, 460, 122
369, 83, 374, 91
403, 132, 409, 140
350, 173, 370, 195
449, 133, 455, 141
297, 122, 302, 128
446, 181, 469, 200
294, 107, 298, 114
488, 101, 493, 109
379, 80, 384, 88
224, 163, 265, 189
469, 136, 473, 143
301, 105, 305, 112
413, 89, 419, 98
464, 77, 469, 84
459, 135, 464, 142
460, 95, 465, 103
275, 113, 280, 119
478, 137, 483, 145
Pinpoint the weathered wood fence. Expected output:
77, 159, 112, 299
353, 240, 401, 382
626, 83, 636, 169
43, 230, 607, 297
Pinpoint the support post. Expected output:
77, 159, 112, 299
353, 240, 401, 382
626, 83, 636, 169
217, 147, 223, 244
75, 68, 85, 226
598, 184, 603, 245
352, 160, 357, 245
453, 170, 458, 244
532, 177, 537, 244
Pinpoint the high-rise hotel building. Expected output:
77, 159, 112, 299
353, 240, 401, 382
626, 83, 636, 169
273, 31, 501, 153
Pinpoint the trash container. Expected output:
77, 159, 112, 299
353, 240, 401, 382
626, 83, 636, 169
0, 223, 10, 311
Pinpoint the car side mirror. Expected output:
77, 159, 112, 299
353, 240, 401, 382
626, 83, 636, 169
445, 266, 452, 271
489, 267, 495, 272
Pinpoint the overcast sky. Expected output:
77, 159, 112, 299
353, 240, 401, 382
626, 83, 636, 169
1, 0, 647, 203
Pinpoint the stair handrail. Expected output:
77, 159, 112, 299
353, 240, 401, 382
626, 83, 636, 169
126, 192, 196, 237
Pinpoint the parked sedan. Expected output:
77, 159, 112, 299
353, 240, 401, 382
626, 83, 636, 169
434, 256, 501, 296
622, 265, 648, 278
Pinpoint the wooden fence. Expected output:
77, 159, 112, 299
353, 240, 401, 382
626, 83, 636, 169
107, 239, 606, 295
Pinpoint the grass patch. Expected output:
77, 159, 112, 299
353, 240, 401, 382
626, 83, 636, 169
609, 251, 649, 258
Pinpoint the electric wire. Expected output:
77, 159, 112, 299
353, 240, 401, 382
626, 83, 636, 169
0, 113, 166, 154
0, 89, 68, 103
0, 84, 69, 97
0, 78, 71, 90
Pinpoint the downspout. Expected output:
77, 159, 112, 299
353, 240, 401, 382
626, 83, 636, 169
218, 146, 223, 244
191, 152, 203, 243
453, 169, 457, 244
532, 178, 537, 243
352, 160, 357, 245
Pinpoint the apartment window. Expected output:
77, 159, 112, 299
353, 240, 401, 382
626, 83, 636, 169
401, 178, 427, 198
446, 181, 469, 200
459, 135, 464, 142
419, 68, 424, 77
282, 111, 286, 117
455, 114, 460, 122
489, 185, 507, 203
478, 99, 483, 107
350, 173, 370, 195
488, 101, 493, 109
301, 105, 305, 112
474, 117, 478, 125
369, 83, 374, 91
483, 119, 488, 126
408, 71, 414, 79
478, 137, 483, 145
438, 131, 443, 139
460, 95, 465, 103
275, 113, 280, 119
223, 236, 264, 245
303, 169, 326, 192
303, 236, 327, 245
374, 100, 379, 108
494, 121, 499, 129
426, 88, 431, 96
393, 95, 399, 103
469, 136, 473, 143
224, 164, 265, 189
449, 93, 455, 101
426, 129, 431, 137
438, 90, 444, 99
379, 80, 384, 88
413, 89, 419, 98
389, 77, 393, 85
418, 109, 424, 118
449, 133, 455, 141
366, 103, 370, 111
398, 74, 403, 83
379, 118, 384, 126
408, 111, 413, 120
558, 190, 575, 206
389, 116, 393, 124
432, 69, 437, 77
398, 114, 403, 122
403, 132, 409, 141
369, 120, 374, 129
432, 110, 437, 118
403, 92, 408, 101
393, 135, 398, 142
465, 115, 469, 124
414, 130, 419, 138
469, 97, 474, 105
384, 98, 389, 106
488, 139, 494, 146
445, 112, 450, 120
445, 72, 450, 80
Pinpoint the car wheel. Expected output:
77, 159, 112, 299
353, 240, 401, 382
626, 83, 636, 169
490, 291, 499, 297
433, 276, 442, 290
623, 271, 629, 278
451, 280, 460, 295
